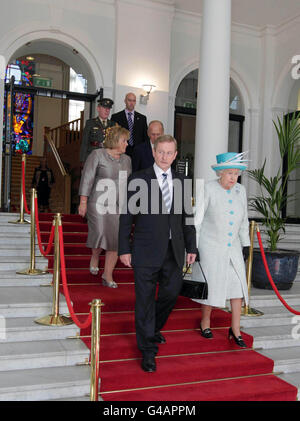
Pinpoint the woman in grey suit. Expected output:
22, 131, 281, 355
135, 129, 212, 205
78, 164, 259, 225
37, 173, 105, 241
78, 126, 131, 288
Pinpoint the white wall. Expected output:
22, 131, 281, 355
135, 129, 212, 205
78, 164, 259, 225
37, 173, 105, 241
113, 0, 174, 127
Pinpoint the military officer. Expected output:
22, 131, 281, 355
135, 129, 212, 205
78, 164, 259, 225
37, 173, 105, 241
80, 98, 116, 163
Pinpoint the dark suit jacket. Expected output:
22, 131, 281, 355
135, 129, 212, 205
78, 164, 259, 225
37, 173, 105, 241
118, 166, 197, 268
131, 140, 154, 172
111, 110, 148, 153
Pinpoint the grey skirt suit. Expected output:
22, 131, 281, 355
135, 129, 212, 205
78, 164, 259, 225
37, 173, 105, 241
79, 148, 132, 251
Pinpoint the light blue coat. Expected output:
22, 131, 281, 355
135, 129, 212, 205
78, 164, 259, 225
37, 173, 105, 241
193, 180, 250, 307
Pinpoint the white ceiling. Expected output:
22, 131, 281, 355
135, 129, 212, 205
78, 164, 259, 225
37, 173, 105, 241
155, 0, 300, 27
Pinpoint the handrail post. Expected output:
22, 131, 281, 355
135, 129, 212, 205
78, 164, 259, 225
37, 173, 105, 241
242, 221, 264, 316
35, 213, 73, 326
90, 299, 104, 401
17, 188, 48, 276
9, 154, 30, 224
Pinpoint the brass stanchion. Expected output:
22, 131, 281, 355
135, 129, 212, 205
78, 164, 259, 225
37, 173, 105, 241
9, 154, 30, 224
17, 189, 48, 276
90, 299, 104, 401
242, 221, 263, 316
35, 213, 73, 326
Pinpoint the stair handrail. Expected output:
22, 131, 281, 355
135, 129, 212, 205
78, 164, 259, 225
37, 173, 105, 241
44, 128, 71, 214
44, 128, 67, 177
46, 111, 83, 149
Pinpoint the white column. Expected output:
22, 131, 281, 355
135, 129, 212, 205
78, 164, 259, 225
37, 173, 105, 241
194, 0, 232, 182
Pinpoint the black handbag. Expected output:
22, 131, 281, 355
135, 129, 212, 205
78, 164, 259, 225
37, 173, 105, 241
180, 261, 208, 300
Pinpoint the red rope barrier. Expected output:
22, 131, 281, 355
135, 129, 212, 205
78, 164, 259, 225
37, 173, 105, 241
256, 230, 300, 315
22, 160, 30, 215
58, 224, 92, 329
34, 197, 55, 257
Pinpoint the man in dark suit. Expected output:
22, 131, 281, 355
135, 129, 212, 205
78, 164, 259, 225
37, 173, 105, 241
118, 135, 197, 372
111, 92, 148, 157
80, 98, 116, 164
131, 120, 164, 172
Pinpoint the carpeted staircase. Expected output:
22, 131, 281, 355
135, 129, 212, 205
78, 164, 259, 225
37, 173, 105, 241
40, 214, 297, 401
39, 213, 298, 401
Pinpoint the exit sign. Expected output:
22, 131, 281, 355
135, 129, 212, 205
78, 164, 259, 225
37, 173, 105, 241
33, 77, 52, 88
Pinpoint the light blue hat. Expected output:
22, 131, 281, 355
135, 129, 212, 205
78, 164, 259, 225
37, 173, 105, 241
211, 152, 249, 172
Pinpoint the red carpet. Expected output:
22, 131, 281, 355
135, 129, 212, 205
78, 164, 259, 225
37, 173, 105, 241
41, 213, 298, 401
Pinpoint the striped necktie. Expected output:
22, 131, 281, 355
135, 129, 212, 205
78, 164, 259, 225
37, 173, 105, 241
127, 112, 134, 146
162, 173, 171, 213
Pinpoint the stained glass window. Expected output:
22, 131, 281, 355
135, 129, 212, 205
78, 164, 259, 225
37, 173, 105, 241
4, 59, 35, 154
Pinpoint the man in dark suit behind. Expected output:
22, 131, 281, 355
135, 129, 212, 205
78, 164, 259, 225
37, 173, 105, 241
118, 135, 197, 373
131, 120, 164, 172
111, 92, 148, 157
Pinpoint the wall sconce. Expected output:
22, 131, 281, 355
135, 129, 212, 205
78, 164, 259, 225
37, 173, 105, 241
140, 84, 156, 105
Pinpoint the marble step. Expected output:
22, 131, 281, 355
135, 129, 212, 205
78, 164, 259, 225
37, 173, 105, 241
259, 347, 300, 373
0, 270, 52, 287
0, 286, 70, 317
278, 372, 300, 400
51, 395, 91, 401
0, 234, 31, 244
0, 365, 90, 401
0, 339, 89, 371
0, 224, 32, 234
248, 293, 300, 308
247, 325, 300, 350
240, 305, 300, 328
0, 256, 48, 271
0, 213, 31, 221
0, 316, 79, 343
0, 246, 42, 257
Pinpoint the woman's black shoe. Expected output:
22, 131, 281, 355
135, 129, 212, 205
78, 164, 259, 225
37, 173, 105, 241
200, 326, 213, 339
228, 327, 247, 348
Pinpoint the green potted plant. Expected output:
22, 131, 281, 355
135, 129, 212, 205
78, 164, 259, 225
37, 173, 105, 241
247, 112, 300, 290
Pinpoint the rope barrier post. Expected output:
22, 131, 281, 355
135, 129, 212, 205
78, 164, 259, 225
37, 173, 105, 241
9, 154, 30, 224
242, 221, 264, 317
35, 213, 73, 326
17, 188, 48, 276
90, 298, 104, 401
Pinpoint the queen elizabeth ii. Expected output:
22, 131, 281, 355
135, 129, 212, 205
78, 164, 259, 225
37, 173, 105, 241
194, 152, 250, 347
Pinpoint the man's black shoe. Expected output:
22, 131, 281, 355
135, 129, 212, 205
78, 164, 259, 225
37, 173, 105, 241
154, 331, 166, 344
141, 355, 156, 372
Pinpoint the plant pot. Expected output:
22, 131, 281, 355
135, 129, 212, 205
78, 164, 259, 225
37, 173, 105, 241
252, 248, 300, 290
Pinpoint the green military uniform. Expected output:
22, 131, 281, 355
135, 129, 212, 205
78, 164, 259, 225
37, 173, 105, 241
79, 117, 116, 162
